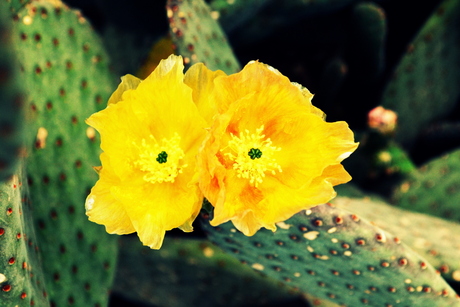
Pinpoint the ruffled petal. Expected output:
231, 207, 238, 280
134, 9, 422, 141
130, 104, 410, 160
108, 74, 142, 105
111, 178, 202, 249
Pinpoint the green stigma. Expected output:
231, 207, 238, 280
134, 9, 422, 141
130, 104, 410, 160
156, 151, 168, 164
248, 148, 262, 160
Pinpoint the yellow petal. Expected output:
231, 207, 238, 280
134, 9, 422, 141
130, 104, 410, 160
229, 210, 276, 237
145, 54, 184, 82
107, 74, 142, 105
86, 101, 148, 180
85, 153, 135, 234
111, 178, 202, 249
211, 61, 317, 114
184, 63, 226, 125
291, 82, 325, 119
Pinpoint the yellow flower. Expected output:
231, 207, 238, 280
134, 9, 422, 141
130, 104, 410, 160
197, 61, 359, 236
85, 55, 208, 249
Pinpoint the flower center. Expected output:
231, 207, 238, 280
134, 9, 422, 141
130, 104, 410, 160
225, 125, 282, 186
248, 148, 262, 159
134, 133, 187, 184
156, 151, 168, 164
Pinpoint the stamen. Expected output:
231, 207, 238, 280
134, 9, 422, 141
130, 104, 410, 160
134, 133, 187, 183
225, 126, 282, 186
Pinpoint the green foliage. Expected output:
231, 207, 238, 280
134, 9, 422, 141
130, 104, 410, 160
201, 203, 459, 306
381, 0, 460, 147
167, 0, 240, 74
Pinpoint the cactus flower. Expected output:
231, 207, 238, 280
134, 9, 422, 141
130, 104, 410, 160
85, 55, 208, 249
197, 61, 359, 236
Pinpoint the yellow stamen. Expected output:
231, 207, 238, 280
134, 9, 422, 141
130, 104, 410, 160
134, 133, 187, 183
225, 126, 282, 186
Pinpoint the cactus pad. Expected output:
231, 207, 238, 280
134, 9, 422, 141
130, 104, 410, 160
5, 0, 119, 306
167, 0, 240, 74
334, 196, 460, 285
0, 166, 49, 306
392, 148, 460, 223
381, 0, 460, 147
201, 203, 460, 306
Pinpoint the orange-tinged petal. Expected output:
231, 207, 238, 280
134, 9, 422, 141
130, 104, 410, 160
211, 60, 317, 114
198, 60, 358, 236
319, 164, 352, 186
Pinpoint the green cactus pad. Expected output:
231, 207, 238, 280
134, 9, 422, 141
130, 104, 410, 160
392, 148, 460, 223
113, 235, 307, 307
0, 165, 49, 306
201, 203, 460, 306
334, 196, 460, 285
6, 1, 119, 306
0, 3, 26, 181
167, 0, 240, 74
381, 0, 460, 147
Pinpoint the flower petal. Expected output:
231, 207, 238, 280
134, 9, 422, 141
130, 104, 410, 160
184, 63, 226, 125
111, 179, 202, 249
108, 74, 142, 105
85, 153, 135, 235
